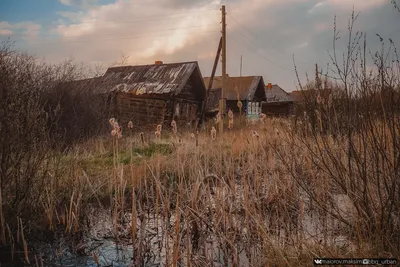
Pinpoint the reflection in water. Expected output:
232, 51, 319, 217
30, 189, 355, 267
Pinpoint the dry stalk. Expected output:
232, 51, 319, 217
35, 254, 39, 267
0, 184, 5, 245
19, 218, 30, 264
6, 223, 14, 261
93, 251, 100, 266
131, 186, 137, 241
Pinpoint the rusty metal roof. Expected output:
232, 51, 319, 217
100, 61, 206, 98
265, 84, 293, 103
203, 76, 266, 101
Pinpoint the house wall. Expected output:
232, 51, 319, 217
167, 99, 200, 128
114, 92, 201, 130
226, 100, 243, 114
116, 93, 167, 129
171, 76, 203, 128
262, 102, 294, 116
111, 73, 205, 130
177, 76, 204, 101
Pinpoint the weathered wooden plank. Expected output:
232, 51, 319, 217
126, 100, 166, 107
119, 100, 166, 108
118, 106, 165, 113
117, 94, 166, 105
119, 111, 164, 118
115, 89, 203, 128
119, 100, 166, 109
122, 101, 166, 107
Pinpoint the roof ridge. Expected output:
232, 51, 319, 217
204, 75, 261, 78
107, 61, 199, 70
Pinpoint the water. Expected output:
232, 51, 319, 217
24, 188, 356, 266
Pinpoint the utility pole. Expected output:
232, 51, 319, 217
240, 55, 242, 77
199, 37, 222, 126
219, 5, 227, 134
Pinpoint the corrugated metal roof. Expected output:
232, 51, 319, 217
100, 61, 204, 96
203, 76, 265, 101
265, 84, 293, 103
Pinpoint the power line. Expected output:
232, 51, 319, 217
227, 13, 311, 69
27, 29, 220, 45
228, 31, 291, 72
227, 23, 315, 75
227, 26, 294, 72
227, 14, 264, 42
58, 9, 219, 27
31, 24, 218, 42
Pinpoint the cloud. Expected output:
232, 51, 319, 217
314, 22, 330, 33
309, 0, 387, 14
158, 0, 219, 9
308, 2, 325, 14
59, 0, 100, 9
5, 0, 399, 91
327, 0, 387, 10
44, 0, 221, 65
0, 22, 12, 36
23, 23, 41, 40
0, 29, 12, 36
57, 11, 86, 23
0, 21, 41, 40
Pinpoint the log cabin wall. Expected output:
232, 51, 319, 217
116, 92, 167, 129
171, 76, 202, 129
178, 78, 197, 101
104, 92, 118, 119
167, 99, 200, 129
115, 92, 201, 131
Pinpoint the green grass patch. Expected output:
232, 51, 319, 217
77, 154, 114, 173
132, 142, 174, 157
71, 142, 173, 174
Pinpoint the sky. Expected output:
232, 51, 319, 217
1, 0, 399, 91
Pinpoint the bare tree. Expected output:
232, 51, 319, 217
289, 10, 400, 254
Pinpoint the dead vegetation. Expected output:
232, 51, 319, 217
1, 9, 400, 266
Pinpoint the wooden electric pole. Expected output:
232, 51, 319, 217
219, 5, 227, 134
199, 37, 222, 126
240, 55, 243, 77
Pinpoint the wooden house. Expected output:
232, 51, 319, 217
263, 84, 294, 116
203, 75, 266, 114
204, 88, 222, 118
100, 61, 207, 129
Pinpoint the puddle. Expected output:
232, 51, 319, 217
23, 186, 357, 266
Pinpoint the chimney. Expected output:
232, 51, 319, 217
155, 60, 163, 65
267, 83, 272, 89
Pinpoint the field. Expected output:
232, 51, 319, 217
2, 114, 399, 266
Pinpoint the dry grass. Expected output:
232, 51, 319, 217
2, 16, 400, 264
0, 109, 398, 266
24, 117, 399, 264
